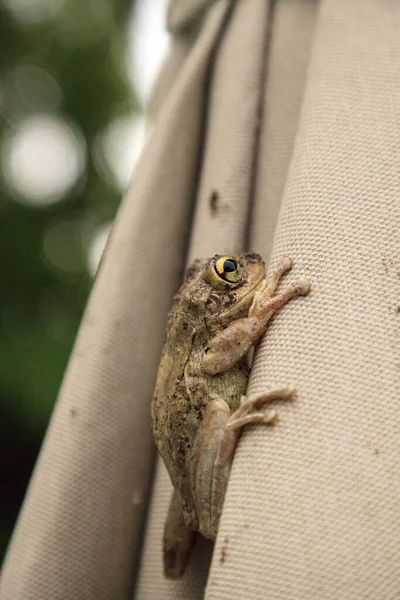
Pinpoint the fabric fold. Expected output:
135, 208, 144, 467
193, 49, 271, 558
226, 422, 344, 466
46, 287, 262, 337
207, 0, 400, 598
136, 0, 271, 597
0, 2, 230, 599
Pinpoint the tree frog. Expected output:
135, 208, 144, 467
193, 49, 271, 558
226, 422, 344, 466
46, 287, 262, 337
151, 253, 310, 578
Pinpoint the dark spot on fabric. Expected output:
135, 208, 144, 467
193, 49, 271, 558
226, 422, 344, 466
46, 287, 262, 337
220, 537, 229, 564
209, 190, 219, 214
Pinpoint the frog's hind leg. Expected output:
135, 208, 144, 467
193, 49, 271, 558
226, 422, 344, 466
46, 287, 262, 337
191, 386, 296, 540
163, 489, 196, 579
190, 398, 237, 540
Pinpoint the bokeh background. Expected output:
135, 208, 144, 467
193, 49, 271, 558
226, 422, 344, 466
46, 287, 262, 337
0, 0, 168, 563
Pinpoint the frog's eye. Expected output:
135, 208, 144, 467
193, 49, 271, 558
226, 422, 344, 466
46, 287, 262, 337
204, 255, 243, 289
215, 257, 242, 282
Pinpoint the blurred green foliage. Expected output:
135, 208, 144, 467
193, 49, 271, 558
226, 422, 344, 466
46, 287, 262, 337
0, 0, 137, 562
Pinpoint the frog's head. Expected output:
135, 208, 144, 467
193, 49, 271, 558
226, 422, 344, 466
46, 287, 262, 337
182, 252, 266, 325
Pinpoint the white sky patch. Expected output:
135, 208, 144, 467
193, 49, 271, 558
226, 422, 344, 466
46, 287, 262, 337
127, 0, 170, 105
2, 114, 86, 206
96, 0, 169, 189
94, 114, 148, 190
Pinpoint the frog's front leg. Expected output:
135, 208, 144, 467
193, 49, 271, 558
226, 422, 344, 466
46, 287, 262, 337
191, 386, 296, 539
203, 258, 310, 375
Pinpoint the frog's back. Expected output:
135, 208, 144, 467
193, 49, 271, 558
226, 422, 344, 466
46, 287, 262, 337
151, 307, 194, 443
151, 308, 250, 530
151, 306, 201, 526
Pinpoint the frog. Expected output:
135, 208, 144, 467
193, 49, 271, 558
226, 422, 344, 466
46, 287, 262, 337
151, 253, 310, 578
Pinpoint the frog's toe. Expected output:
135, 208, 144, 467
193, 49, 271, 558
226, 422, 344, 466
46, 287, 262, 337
295, 278, 311, 296
226, 409, 278, 431
239, 395, 247, 407
278, 256, 293, 272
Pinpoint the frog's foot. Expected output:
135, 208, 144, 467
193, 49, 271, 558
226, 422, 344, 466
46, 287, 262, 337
255, 257, 292, 295
163, 490, 196, 579
249, 276, 310, 320
226, 384, 297, 431
249, 255, 310, 322
268, 256, 293, 288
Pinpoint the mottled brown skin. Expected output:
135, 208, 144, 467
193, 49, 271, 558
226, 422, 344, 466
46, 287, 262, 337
151, 253, 310, 578
152, 254, 263, 523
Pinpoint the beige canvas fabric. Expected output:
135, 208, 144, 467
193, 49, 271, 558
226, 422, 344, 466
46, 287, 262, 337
1, 0, 400, 599
208, 0, 400, 598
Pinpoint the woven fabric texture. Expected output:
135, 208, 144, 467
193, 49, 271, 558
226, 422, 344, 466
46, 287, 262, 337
1, 0, 399, 599
207, 0, 400, 598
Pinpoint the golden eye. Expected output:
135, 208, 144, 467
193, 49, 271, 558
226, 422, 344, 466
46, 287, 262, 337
215, 257, 242, 282
204, 255, 243, 289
